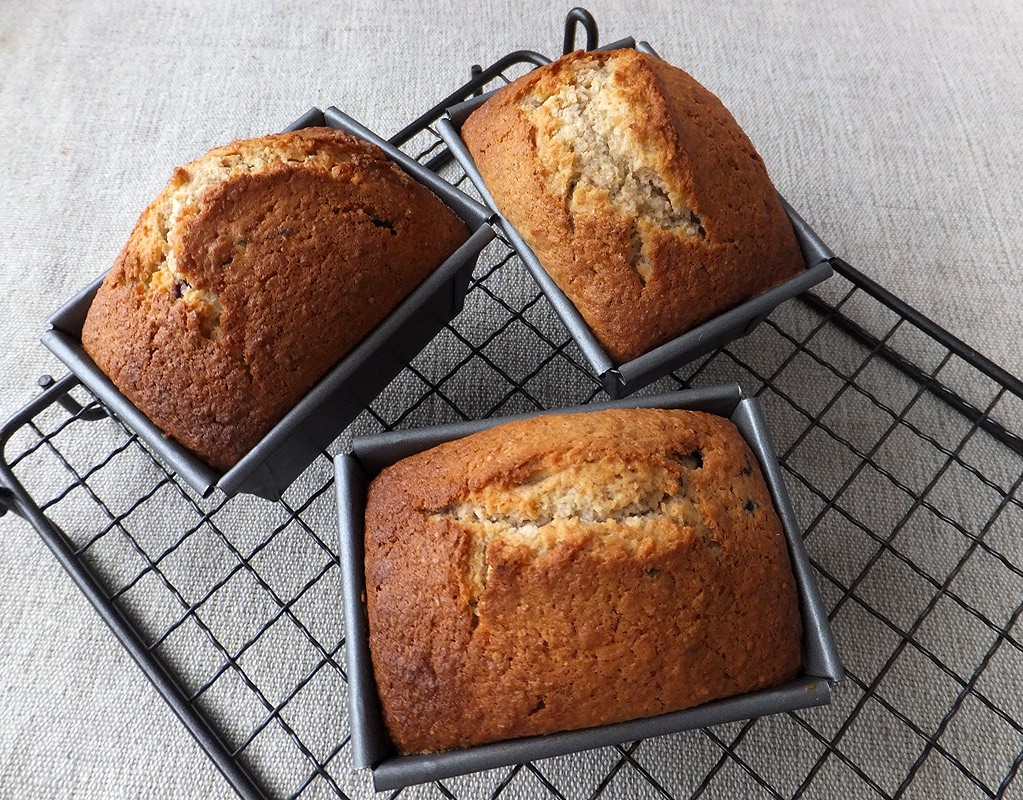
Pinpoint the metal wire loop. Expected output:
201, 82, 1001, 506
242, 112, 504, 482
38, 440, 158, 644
563, 7, 599, 54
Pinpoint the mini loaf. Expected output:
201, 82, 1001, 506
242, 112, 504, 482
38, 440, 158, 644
364, 407, 802, 754
461, 48, 803, 363
82, 128, 468, 470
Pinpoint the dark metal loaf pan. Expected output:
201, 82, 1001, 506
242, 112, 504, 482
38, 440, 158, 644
334, 384, 844, 791
41, 107, 495, 500
436, 40, 836, 399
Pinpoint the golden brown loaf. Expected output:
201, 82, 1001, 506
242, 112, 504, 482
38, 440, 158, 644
82, 128, 468, 470
364, 407, 802, 754
461, 48, 803, 363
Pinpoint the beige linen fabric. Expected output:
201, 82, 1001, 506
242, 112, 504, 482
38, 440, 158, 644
1, 1, 1021, 798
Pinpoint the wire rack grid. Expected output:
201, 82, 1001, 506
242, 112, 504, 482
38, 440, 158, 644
2, 19, 1023, 800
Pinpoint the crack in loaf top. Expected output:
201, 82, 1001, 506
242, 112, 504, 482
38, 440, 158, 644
81, 127, 468, 470
461, 48, 803, 363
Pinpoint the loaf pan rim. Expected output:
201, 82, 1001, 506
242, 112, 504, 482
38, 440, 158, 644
42, 107, 495, 500
435, 43, 838, 398
334, 383, 843, 790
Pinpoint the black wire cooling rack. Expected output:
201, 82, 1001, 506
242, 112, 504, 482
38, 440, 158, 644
2, 11, 1023, 800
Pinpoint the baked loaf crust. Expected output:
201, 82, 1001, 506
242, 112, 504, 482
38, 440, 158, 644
461, 49, 803, 363
365, 407, 803, 754
82, 128, 468, 470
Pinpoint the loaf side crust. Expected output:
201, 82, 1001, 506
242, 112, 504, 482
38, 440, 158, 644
365, 408, 803, 753
462, 49, 803, 362
82, 128, 468, 469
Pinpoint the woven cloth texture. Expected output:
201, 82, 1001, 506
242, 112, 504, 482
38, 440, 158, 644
1, 1, 1022, 799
